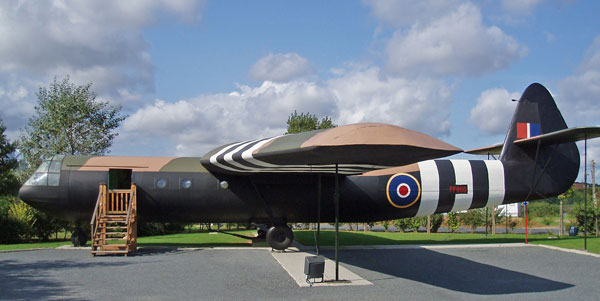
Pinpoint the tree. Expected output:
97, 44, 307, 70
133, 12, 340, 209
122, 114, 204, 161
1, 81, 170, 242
286, 111, 335, 134
0, 119, 19, 195
19, 76, 127, 170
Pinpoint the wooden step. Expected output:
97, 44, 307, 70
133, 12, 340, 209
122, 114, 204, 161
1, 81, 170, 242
98, 232, 127, 236
94, 237, 126, 241
101, 216, 127, 220
99, 219, 127, 224
92, 250, 131, 255
104, 226, 127, 230
99, 244, 127, 249
90, 183, 137, 256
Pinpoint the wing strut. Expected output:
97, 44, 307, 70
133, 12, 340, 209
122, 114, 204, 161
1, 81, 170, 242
316, 174, 321, 255
250, 181, 276, 226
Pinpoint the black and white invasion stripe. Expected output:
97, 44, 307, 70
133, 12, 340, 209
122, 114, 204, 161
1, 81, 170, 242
207, 136, 393, 174
414, 159, 505, 216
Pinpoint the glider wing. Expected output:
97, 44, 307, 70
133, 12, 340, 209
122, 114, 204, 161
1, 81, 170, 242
200, 123, 462, 175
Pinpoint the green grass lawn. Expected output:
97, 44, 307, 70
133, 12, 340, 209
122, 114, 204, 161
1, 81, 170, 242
294, 230, 600, 255
530, 236, 600, 254
0, 240, 72, 251
2, 229, 598, 255
137, 230, 254, 247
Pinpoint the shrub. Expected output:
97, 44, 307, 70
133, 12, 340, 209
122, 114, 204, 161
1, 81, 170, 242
391, 219, 407, 232
0, 196, 22, 243
430, 214, 443, 233
8, 199, 35, 240
570, 204, 598, 235
381, 220, 390, 232
460, 209, 485, 233
528, 201, 559, 217
409, 217, 426, 233
447, 212, 461, 233
138, 221, 186, 236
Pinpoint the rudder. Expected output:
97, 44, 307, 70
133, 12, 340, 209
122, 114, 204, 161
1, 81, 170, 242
500, 83, 579, 200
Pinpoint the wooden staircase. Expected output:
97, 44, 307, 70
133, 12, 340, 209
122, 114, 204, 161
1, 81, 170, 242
91, 183, 137, 256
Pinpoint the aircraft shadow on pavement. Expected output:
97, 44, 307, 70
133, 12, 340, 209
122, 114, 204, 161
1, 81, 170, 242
0, 258, 132, 300
327, 248, 573, 295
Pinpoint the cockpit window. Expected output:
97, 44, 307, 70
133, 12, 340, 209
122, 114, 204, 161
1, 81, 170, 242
24, 155, 65, 186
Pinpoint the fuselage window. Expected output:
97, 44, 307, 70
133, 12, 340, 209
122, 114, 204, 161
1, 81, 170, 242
24, 155, 65, 186
181, 179, 192, 189
156, 178, 167, 189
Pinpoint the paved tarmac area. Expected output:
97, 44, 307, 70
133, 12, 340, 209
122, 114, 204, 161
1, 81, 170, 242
1, 245, 599, 300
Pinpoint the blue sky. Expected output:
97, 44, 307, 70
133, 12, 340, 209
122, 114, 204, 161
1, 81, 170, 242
0, 0, 599, 179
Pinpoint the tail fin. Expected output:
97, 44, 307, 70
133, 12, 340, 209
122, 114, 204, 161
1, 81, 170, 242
501, 83, 579, 199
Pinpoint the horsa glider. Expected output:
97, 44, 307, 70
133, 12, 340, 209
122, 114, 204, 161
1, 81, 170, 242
19, 83, 600, 250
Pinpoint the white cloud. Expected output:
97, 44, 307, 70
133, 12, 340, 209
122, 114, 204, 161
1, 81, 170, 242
0, 75, 39, 140
249, 53, 313, 82
468, 88, 519, 135
363, 0, 460, 27
328, 67, 452, 136
123, 67, 454, 156
558, 36, 600, 126
385, 3, 527, 76
123, 80, 337, 156
501, 0, 541, 14
0, 0, 204, 136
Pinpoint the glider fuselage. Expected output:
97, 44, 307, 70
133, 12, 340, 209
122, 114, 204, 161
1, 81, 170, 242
18, 156, 563, 225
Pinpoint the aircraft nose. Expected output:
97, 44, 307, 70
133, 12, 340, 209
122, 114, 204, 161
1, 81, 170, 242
18, 185, 62, 212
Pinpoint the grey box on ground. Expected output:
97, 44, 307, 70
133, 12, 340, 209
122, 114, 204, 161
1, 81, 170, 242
304, 256, 325, 280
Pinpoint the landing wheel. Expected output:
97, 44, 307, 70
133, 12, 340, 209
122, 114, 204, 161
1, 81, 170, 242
71, 228, 87, 247
266, 225, 294, 250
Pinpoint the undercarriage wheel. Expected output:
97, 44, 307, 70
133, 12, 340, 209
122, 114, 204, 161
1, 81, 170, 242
257, 228, 267, 239
71, 228, 87, 247
266, 225, 294, 250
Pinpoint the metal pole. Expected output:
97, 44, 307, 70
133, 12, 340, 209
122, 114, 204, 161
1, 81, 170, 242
485, 207, 488, 236
584, 136, 587, 250
593, 160, 598, 237
506, 205, 509, 234
334, 164, 340, 281
525, 203, 528, 244
317, 174, 321, 255
560, 200, 564, 236
492, 206, 496, 235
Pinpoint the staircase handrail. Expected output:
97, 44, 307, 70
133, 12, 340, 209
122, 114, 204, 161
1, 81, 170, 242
90, 184, 105, 249
125, 184, 136, 247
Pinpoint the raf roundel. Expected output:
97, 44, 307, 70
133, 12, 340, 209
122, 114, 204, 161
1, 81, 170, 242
386, 173, 421, 208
